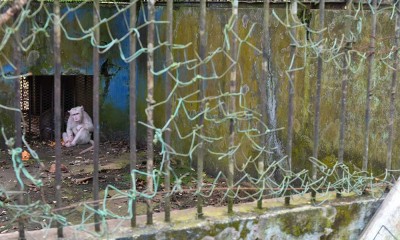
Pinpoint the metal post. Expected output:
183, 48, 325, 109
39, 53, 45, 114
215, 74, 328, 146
258, 0, 270, 209
338, 0, 353, 198
164, 0, 173, 222
311, 0, 325, 202
363, 0, 377, 171
146, 0, 156, 225
13, 10, 24, 240
228, 0, 238, 214
93, 0, 101, 232
53, 0, 63, 237
285, 0, 298, 205
129, 0, 138, 228
197, 0, 206, 218
386, 0, 400, 171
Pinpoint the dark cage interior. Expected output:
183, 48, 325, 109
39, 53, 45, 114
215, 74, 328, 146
21, 75, 93, 140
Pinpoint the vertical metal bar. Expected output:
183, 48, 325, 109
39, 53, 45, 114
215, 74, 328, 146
129, 0, 138, 228
197, 0, 206, 218
258, 0, 270, 210
93, 0, 101, 232
363, 0, 377, 171
387, 0, 400, 171
338, 0, 352, 197
338, 55, 349, 164
311, 0, 325, 202
286, 0, 297, 205
13, 10, 24, 240
53, 0, 63, 237
228, 0, 238, 214
165, 0, 173, 222
146, 0, 155, 225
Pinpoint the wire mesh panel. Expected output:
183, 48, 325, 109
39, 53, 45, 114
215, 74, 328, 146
2, 1, 400, 239
20, 77, 29, 112
75, 75, 93, 117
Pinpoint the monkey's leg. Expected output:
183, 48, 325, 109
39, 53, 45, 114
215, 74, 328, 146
62, 132, 73, 147
71, 128, 90, 146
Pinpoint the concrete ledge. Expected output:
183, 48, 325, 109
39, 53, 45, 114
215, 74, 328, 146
0, 193, 384, 239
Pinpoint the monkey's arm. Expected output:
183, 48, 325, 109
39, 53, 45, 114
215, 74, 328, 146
66, 118, 75, 138
83, 112, 94, 132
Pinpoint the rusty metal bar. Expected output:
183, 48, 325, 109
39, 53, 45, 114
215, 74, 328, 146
311, 0, 325, 202
228, 0, 238, 214
258, 0, 270, 209
53, 0, 63, 237
13, 11, 24, 240
196, 0, 206, 218
93, 0, 101, 232
129, 0, 138, 227
164, 0, 173, 222
338, 51, 349, 166
285, 0, 297, 205
363, 0, 377, 171
337, 0, 352, 198
386, 0, 400, 171
146, 0, 156, 225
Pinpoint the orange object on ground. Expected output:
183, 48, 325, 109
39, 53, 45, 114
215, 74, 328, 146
22, 150, 30, 161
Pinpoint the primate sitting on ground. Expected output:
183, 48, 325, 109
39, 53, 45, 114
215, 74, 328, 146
62, 106, 94, 153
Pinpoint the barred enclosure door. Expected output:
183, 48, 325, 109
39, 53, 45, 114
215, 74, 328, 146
21, 75, 93, 138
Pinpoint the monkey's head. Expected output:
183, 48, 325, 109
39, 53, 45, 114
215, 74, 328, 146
69, 106, 84, 122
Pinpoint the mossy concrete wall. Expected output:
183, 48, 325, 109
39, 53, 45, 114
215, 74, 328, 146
1, 3, 398, 174
127, 197, 381, 240
0, 194, 383, 239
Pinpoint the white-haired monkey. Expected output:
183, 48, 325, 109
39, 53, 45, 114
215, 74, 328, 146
62, 106, 94, 154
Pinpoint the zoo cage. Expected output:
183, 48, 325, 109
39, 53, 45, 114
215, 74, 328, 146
20, 75, 93, 139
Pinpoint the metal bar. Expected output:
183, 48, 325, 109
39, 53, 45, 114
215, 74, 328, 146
363, 0, 377, 171
386, 0, 400, 171
285, 0, 297, 205
165, 0, 173, 222
197, 0, 206, 218
258, 0, 270, 209
13, 10, 24, 240
228, 0, 238, 214
337, 0, 352, 197
129, 0, 138, 228
146, 0, 156, 225
311, 0, 325, 201
53, 0, 63, 237
93, 0, 101, 232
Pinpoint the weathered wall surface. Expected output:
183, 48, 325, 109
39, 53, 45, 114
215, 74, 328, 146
0, 195, 383, 240
128, 197, 382, 240
1, 3, 398, 174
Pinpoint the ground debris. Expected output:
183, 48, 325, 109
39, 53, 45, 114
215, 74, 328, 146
72, 176, 93, 185
48, 163, 69, 173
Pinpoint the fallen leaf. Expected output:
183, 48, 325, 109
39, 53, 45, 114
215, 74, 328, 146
49, 164, 55, 173
22, 150, 30, 161
48, 163, 69, 173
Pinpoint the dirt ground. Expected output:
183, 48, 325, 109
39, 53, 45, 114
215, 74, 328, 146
0, 139, 246, 234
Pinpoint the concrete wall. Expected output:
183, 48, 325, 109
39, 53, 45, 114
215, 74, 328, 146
1, 3, 397, 174
0, 194, 383, 239
127, 196, 382, 240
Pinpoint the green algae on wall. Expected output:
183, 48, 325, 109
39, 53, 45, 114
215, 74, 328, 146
125, 196, 381, 240
4, 3, 399, 176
